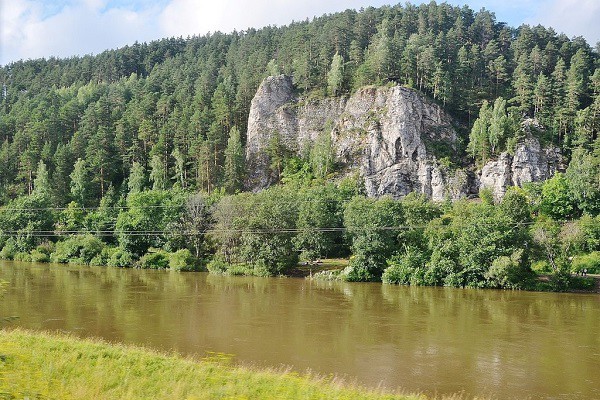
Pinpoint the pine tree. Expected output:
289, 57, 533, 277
223, 126, 245, 194
32, 160, 50, 198
327, 52, 344, 96
128, 161, 146, 194
70, 158, 89, 207
149, 154, 167, 191
512, 54, 534, 116
533, 73, 552, 120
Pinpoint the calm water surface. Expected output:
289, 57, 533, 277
1, 261, 599, 399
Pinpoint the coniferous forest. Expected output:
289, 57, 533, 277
0, 2, 598, 290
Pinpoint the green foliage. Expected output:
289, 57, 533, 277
540, 173, 578, 219
0, 193, 54, 252
106, 247, 134, 268
485, 249, 534, 289
499, 187, 532, 223
467, 98, 518, 164
343, 196, 404, 281
139, 250, 170, 269
169, 249, 199, 271
51, 235, 105, 265
70, 159, 89, 207
425, 201, 531, 288
237, 187, 299, 275
382, 247, 427, 285
293, 185, 345, 261
128, 162, 146, 194
565, 148, 600, 216
223, 126, 245, 194
327, 52, 345, 96
206, 257, 229, 274
115, 189, 185, 257
0, 238, 18, 260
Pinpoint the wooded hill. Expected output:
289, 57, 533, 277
0, 1, 598, 203
0, 2, 598, 289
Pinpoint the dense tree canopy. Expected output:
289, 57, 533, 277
0, 2, 599, 290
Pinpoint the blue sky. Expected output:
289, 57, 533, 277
1, 0, 599, 66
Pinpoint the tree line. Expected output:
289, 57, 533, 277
0, 2, 598, 290
0, 2, 598, 204
0, 163, 598, 290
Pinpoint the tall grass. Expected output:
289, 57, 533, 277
0, 329, 428, 400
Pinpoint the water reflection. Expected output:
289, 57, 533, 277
1, 261, 599, 399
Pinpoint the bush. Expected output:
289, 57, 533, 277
207, 258, 229, 274
382, 247, 427, 285
30, 249, 50, 263
13, 252, 32, 262
0, 238, 18, 260
343, 254, 379, 282
51, 235, 105, 265
571, 252, 600, 274
139, 250, 169, 269
35, 242, 55, 256
485, 249, 533, 289
169, 249, 199, 271
106, 247, 134, 268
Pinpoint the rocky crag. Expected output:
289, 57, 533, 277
246, 75, 561, 200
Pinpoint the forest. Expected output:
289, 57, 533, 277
0, 1, 598, 290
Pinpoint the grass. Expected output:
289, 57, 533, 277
0, 329, 430, 400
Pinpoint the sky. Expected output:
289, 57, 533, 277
1, 0, 599, 66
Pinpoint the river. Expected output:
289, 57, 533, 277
1, 261, 599, 399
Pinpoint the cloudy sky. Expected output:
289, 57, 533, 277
1, 0, 599, 66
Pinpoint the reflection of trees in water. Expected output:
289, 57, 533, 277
2, 261, 599, 399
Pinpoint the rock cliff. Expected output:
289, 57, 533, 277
246, 75, 468, 200
246, 75, 561, 200
479, 136, 562, 201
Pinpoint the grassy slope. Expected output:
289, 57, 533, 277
0, 329, 425, 400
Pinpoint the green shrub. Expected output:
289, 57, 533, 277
51, 235, 105, 265
382, 247, 426, 285
13, 252, 32, 262
139, 250, 169, 269
106, 247, 134, 268
35, 242, 55, 256
0, 238, 17, 260
485, 250, 534, 289
169, 249, 199, 271
207, 258, 229, 274
569, 276, 596, 290
30, 249, 50, 263
571, 252, 600, 274
531, 260, 552, 274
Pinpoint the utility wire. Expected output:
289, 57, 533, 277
0, 221, 537, 238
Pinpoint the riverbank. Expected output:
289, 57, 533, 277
0, 329, 431, 400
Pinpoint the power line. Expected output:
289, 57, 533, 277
0, 221, 536, 238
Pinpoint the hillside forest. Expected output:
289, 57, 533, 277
0, 2, 598, 290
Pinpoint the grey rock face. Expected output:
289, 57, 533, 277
246, 76, 465, 200
246, 76, 561, 200
479, 137, 562, 201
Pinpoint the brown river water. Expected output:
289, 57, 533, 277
1, 261, 599, 399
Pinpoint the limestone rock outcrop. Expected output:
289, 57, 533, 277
246, 75, 562, 201
479, 137, 562, 201
246, 75, 468, 200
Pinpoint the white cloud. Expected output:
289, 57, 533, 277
1, 0, 598, 66
1, 0, 162, 65
527, 0, 600, 44
157, 0, 389, 37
